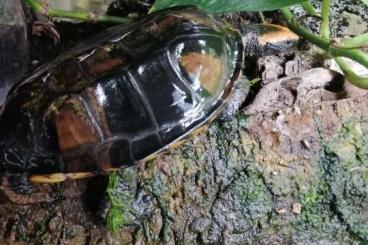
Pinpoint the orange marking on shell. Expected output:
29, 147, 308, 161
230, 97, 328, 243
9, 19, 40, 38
54, 97, 99, 153
83, 86, 114, 170
81, 46, 126, 77
180, 52, 223, 94
87, 58, 124, 77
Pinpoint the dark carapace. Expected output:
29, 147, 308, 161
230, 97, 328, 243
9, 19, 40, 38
0, 6, 298, 202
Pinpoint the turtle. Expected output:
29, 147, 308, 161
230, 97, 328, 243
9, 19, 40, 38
0, 6, 298, 204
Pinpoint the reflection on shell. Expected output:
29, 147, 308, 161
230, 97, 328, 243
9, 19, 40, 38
179, 52, 223, 95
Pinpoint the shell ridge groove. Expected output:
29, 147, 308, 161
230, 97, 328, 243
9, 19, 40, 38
78, 94, 105, 142
125, 71, 164, 146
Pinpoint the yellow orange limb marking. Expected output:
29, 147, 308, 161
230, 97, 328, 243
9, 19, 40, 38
30, 172, 97, 183
29, 173, 67, 183
66, 172, 95, 180
140, 153, 159, 163
102, 168, 120, 172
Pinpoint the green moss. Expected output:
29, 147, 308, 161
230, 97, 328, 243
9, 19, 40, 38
313, 119, 368, 241
364, 171, 368, 182
209, 116, 250, 173
237, 172, 270, 204
287, 128, 359, 242
106, 171, 135, 232
301, 175, 329, 206
299, 181, 330, 226
333, 121, 368, 167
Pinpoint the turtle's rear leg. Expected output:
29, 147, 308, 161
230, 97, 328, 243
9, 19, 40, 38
1, 175, 52, 205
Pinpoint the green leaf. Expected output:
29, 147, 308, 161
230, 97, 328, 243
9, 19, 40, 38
361, 0, 368, 6
151, 0, 307, 13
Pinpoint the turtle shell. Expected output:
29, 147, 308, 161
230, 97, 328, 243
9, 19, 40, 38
0, 6, 243, 178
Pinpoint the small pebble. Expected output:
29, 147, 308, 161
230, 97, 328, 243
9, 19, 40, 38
276, 207, 287, 215
301, 139, 311, 150
292, 202, 302, 215
294, 106, 301, 115
48, 215, 62, 232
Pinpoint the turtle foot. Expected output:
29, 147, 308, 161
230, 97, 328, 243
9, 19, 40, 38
1, 176, 52, 205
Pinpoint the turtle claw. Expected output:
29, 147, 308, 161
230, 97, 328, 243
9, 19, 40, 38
32, 20, 61, 44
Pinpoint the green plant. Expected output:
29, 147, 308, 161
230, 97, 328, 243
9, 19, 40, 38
150, 0, 307, 12
152, 0, 368, 88
281, 0, 368, 88
106, 171, 135, 232
25, 0, 131, 23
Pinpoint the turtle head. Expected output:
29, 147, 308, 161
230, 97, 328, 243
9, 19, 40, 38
240, 24, 299, 56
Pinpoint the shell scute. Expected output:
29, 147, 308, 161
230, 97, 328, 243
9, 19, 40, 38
0, 7, 243, 177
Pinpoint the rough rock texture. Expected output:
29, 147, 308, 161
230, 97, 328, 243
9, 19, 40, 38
244, 68, 346, 114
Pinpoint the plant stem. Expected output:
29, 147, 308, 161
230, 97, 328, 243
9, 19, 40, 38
25, 0, 132, 24
281, 8, 368, 66
340, 33, 368, 48
335, 58, 368, 89
281, 8, 368, 88
25, 0, 42, 12
281, 8, 328, 49
320, 0, 330, 39
258, 12, 266, 23
329, 45, 368, 68
301, 2, 317, 16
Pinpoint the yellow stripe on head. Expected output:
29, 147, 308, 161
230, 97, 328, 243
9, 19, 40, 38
258, 24, 299, 46
241, 24, 299, 56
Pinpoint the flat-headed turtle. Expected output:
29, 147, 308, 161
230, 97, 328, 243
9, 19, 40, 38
0, 6, 298, 204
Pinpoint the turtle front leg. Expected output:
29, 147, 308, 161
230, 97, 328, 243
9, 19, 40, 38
1, 175, 52, 204
218, 76, 250, 122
